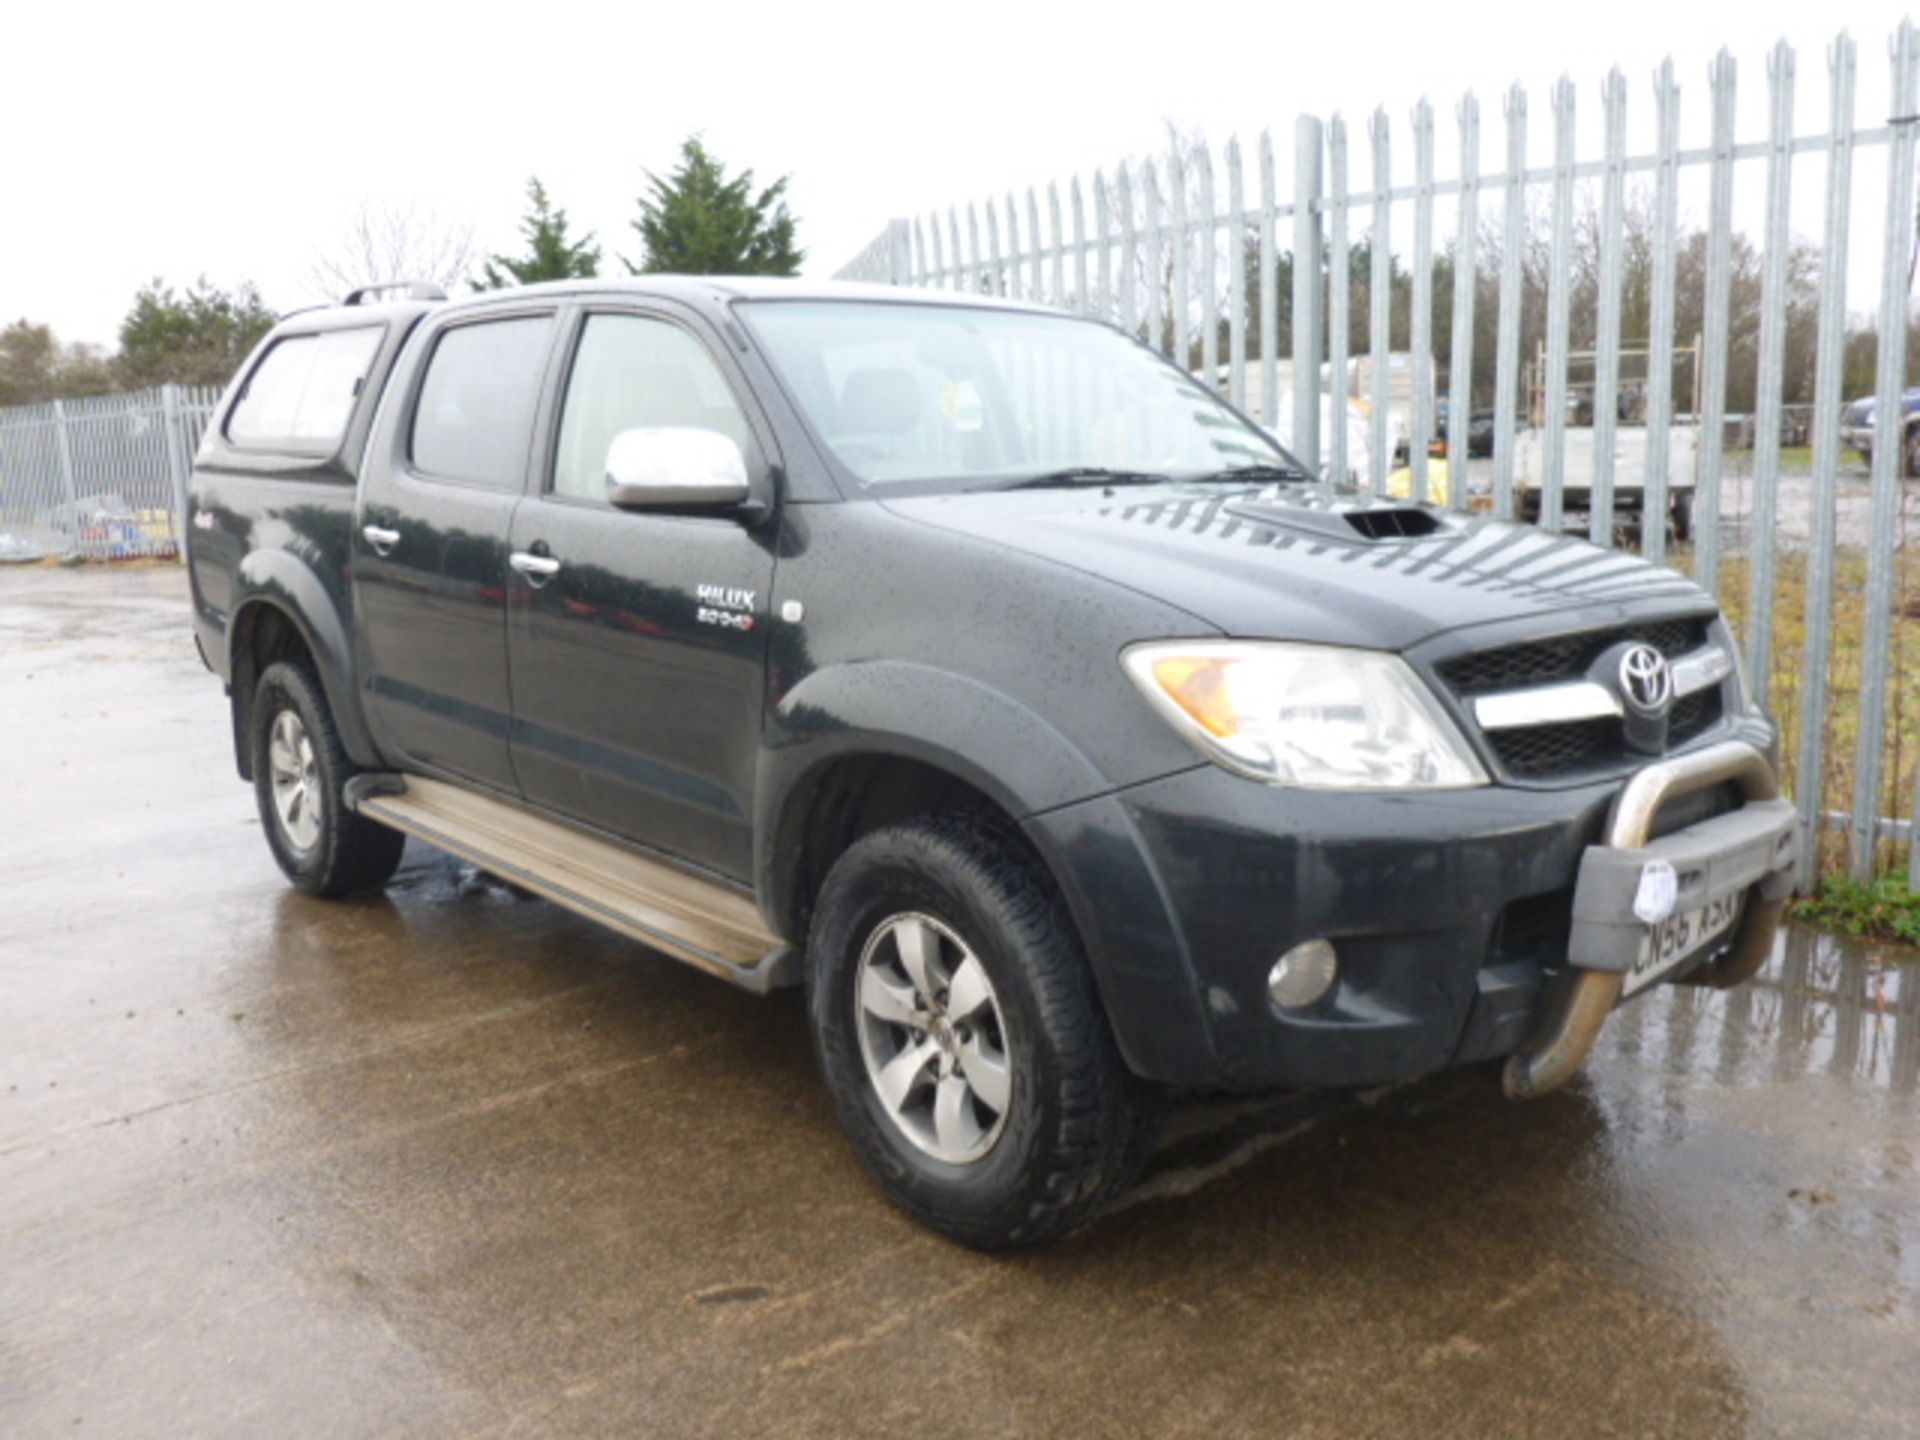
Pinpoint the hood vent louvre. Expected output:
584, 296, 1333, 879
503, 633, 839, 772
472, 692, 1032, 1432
1344, 508, 1443, 540
1225, 497, 1447, 544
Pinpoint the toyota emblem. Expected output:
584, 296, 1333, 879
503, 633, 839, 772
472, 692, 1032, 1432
1618, 644, 1674, 716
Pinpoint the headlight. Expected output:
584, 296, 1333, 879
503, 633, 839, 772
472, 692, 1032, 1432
1123, 640, 1488, 789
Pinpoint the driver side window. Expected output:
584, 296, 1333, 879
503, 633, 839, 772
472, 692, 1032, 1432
552, 314, 752, 501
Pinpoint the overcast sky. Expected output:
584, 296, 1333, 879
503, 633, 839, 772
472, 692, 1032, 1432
5, 0, 1917, 349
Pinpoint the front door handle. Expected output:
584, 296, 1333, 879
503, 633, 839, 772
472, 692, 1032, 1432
361, 524, 400, 556
509, 551, 562, 583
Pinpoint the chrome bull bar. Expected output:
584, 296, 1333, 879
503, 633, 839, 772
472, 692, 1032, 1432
1502, 740, 1790, 1101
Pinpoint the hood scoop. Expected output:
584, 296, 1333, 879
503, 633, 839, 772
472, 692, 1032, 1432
1226, 496, 1449, 544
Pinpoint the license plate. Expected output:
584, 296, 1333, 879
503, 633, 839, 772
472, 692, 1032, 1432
1624, 892, 1743, 997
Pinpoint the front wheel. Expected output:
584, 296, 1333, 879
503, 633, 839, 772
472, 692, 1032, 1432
251, 661, 405, 898
806, 813, 1156, 1249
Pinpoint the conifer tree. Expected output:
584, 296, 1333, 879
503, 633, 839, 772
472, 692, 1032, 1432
627, 138, 802, 276
476, 178, 600, 290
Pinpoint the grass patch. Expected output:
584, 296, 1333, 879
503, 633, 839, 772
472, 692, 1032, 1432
1792, 873, 1920, 952
1672, 527, 1920, 881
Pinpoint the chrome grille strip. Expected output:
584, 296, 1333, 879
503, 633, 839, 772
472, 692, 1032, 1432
1471, 643, 1731, 732
1475, 681, 1620, 731
1668, 645, 1734, 698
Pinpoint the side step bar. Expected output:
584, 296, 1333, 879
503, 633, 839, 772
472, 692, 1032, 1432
347, 775, 796, 993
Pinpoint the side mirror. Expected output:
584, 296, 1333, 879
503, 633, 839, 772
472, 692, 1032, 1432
605, 427, 751, 510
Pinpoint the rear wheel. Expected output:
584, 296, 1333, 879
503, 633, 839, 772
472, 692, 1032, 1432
806, 813, 1155, 1249
251, 661, 405, 898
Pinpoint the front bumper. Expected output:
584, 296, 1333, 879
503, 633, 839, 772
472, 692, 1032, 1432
1026, 713, 1791, 1092
1503, 739, 1798, 1098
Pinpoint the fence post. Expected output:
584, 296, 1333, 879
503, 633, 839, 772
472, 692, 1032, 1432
1794, 33, 1857, 893
1367, 109, 1393, 495
1865, 20, 1920, 880
1491, 85, 1528, 520
886, 219, 913, 286
50, 398, 81, 559
1291, 115, 1325, 473
161, 384, 192, 564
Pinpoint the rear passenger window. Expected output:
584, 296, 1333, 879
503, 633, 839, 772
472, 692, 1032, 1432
227, 327, 383, 452
410, 316, 555, 488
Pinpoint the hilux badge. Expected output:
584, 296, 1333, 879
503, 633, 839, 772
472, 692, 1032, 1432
696, 583, 756, 632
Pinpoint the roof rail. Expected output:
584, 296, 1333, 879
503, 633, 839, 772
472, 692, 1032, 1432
342, 281, 448, 306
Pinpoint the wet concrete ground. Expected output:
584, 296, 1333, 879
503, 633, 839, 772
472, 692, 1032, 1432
3, 564, 1917, 1439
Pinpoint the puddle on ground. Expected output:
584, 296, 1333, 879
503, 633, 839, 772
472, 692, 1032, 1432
1603, 921, 1918, 1098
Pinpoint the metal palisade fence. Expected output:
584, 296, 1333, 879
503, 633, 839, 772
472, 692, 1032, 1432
837, 22, 1920, 888
0, 385, 219, 564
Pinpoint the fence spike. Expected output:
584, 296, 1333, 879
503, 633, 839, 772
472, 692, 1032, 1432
1641, 57, 1681, 565
1796, 32, 1856, 889
1445, 92, 1480, 513
1328, 115, 1351, 487
1491, 83, 1528, 520
1856, 19, 1920, 877
1409, 97, 1436, 506
1540, 76, 1577, 531
1745, 39, 1798, 707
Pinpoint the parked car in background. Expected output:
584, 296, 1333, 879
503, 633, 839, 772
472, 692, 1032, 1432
32, 491, 133, 538
1842, 390, 1920, 476
1346, 352, 1433, 467
1435, 399, 1496, 459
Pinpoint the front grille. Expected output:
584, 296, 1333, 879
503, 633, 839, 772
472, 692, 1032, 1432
1438, 617, 1708, 696
1443, 615, 1729, 781
1487, 718, 1617, 777
1486, 689, 1726, 780
1669, 688, 1721, 744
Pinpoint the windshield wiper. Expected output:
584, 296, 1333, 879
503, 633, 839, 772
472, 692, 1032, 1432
997, 466, 1171, 491
1192, 462, 1318, 483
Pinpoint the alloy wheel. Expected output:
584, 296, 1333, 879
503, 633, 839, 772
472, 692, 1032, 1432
267, 707, 322, 853
854, 912, 1013, 1164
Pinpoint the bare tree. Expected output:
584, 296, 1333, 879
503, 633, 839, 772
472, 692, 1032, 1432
308, 201, 478, 299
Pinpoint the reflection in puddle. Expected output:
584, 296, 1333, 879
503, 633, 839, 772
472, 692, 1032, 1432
1601, 922, 1918, 1097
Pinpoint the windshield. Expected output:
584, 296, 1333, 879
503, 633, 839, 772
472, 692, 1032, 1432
738, 300, 1292, 492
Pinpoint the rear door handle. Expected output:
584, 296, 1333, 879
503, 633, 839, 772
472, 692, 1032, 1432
509, 551, 562, 581
361, 524, 400, 556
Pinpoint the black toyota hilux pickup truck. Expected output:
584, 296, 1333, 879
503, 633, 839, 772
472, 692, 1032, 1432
188, 277, 1800, 1248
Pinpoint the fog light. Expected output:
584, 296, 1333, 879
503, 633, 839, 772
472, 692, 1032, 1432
1268, 939, 1338, 1009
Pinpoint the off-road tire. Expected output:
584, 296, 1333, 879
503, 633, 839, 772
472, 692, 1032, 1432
251, 661, 405, 898
807, 812, 1156, 1249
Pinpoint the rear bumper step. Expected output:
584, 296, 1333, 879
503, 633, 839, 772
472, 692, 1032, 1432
348, 774, 795, 993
